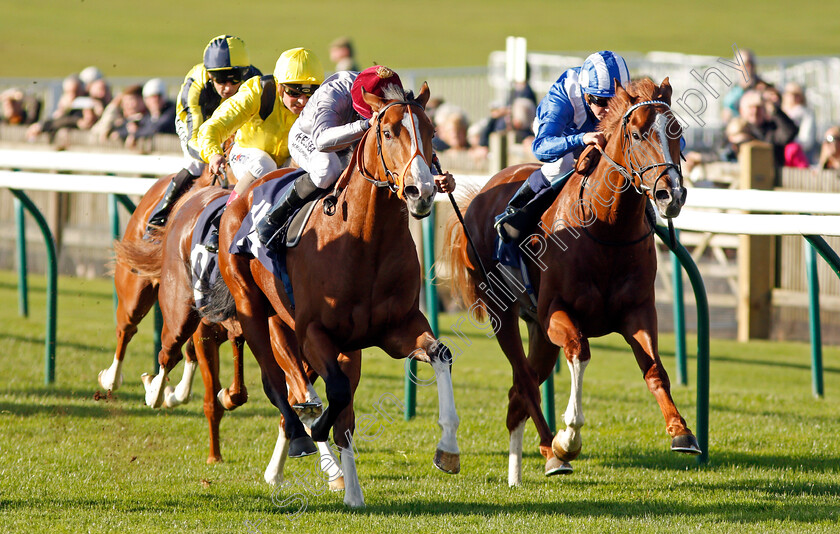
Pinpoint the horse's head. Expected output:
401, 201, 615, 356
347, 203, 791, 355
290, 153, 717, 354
605, 78, 687, 218
362, 82, 437, 218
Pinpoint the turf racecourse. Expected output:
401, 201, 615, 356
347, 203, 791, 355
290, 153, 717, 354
0, 270, 838, 533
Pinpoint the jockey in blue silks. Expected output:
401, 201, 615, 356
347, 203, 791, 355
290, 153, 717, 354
495, 50, 631, 243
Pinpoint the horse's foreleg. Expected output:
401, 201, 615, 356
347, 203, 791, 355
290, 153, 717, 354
164, 337, 198, 408
100, 266, 157, 391
522, 321, 572, 477
302, 323, 351, 444
332, 351, 361, 506
141, 295, 198, 409
217, 332, 248, 410
380, 311, 460, 475
264, 420, 291, 486
622, 311, 701, 455
544, 306, 591, 463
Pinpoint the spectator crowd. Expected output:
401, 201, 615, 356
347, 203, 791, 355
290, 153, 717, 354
2, 47, 839, 176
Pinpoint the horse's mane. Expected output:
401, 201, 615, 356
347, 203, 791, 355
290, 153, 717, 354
382, 84, 414, 102
597, 78, 661, 135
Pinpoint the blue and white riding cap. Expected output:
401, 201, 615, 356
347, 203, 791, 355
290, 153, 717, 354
578, 51, 630, 98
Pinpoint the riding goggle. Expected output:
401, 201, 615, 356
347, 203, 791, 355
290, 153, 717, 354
209, 68, 247, 85
587, 94, 611, 108
283, 84, 319, 98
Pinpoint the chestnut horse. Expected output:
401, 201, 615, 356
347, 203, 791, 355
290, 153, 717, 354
98, 160, 235, 397
113, 186, 343, 471
446, 78, 700, 486
216, 83, 460, 507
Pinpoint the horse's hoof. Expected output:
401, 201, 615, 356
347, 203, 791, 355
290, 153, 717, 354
293, 401, 323, 418
206, 455, 223, 465
141, 372, 165, 409
329, 476, 345, 492
545, 456, 573, 476
97, 368, 123, 391
671, 433, 702, 455
551, 434, 582, 462
433, 449, 460, 474
288, 436, 318, 458
162, 386, 178, 408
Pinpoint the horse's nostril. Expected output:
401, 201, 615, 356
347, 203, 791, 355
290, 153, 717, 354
403, 185, 420, 199
655, 189, 672, 203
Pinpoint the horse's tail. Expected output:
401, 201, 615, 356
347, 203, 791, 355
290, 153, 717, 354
111, 233, 163, 282
198, 275, 237, 323
442, 191, 485, 321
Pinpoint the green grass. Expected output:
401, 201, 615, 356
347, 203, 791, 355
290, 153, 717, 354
1, 269, 839, 533
2, 0, 839, 77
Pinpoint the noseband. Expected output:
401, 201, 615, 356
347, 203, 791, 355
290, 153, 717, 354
357, 100, 429, 200
594, 100, 683, 197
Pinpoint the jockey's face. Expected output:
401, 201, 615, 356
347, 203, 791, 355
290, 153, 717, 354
281, 85, 314, 115
586, 94, 611, 121
212, 79, 243, 100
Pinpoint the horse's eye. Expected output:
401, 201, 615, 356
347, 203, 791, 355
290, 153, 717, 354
383, 130, 392, 140
632, 131, 641, 141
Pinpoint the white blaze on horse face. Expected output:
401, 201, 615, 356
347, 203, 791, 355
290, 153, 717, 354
403, 110, 436, 200
652, 113, 682, 189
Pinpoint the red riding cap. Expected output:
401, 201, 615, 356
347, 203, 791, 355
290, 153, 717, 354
351, 65, 403, 119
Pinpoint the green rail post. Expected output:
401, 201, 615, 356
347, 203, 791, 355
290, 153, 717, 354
671, 229, 688, 385
15, 197, 29, 317
10, 189, 58, 385
803, 235, 840, 398
655, 224, 709, 465
804, 240, 823, 398
540, 370, 556, 433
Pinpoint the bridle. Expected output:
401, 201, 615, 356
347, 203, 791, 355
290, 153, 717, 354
594, 100, 683, 197
582, 100, 684, 247
357, 100, 430, 200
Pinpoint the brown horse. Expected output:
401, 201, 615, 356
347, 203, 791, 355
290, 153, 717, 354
446, 78, 699, 485
216, 82, 460, 507
114, 186, 336, 469
98, 161, 234, 395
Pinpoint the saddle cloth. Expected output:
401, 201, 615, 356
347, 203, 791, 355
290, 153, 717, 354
229, 169, 325, 309
189, 195, 228, 309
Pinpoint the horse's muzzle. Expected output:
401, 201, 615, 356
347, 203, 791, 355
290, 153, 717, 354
655, 185, 687, 219
404, 185, 435, 219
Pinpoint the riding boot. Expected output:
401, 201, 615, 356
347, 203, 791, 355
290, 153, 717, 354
256, 172, 323, 250
203, 208, 225, 253
146, 168, 196, 234
494, 172, 544, 243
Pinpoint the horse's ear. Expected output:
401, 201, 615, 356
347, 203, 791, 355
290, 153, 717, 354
658, 77, 673, 104
415, 82, 430, 108
362, 87, 386, 114
614, 81, 628, 100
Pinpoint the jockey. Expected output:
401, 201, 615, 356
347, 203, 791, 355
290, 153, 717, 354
198, 47, 324, 251
255, 65, 455, 249
495, 50, 631, 244
146, 35, 261, 234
